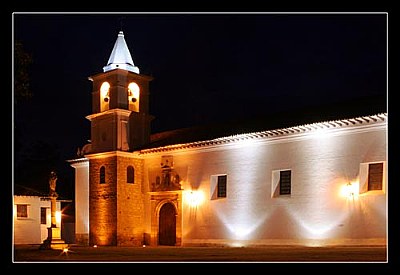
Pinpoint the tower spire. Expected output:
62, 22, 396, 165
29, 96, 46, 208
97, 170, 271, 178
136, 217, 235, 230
103, 30, 140, 74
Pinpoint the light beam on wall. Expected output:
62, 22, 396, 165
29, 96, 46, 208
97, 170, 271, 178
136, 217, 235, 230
290, 211, 347, 240
216, 210, 271, 241
285, 199, 349, 242
96, 196, 110, 245
213, 140, 270, 244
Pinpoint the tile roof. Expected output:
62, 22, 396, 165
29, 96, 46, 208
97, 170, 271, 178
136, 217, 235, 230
13, 184, 49, 197
140, 94, 386, 153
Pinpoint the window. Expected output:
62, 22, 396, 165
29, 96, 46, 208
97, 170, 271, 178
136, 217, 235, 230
210, 174, 227, 200
100, 166, 106, 184
368, 163, 383, 191
128, 82, 140, 112
279, 170, 291, 195
17, 204, 28, 218
100, 81, 110, 112
359, 161, 385, 194
217, 175, 227, 198
40, 207, 47, 224
272, 169, 292, 197
127, 165, 135, 184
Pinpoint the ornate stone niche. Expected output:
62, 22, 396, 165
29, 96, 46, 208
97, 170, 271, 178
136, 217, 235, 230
151, 155, 182, 191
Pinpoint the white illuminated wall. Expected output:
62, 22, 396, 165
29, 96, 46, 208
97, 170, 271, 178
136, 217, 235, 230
13, 196, 61, 244
69, 160, 89, 245
143, 122, 387, 247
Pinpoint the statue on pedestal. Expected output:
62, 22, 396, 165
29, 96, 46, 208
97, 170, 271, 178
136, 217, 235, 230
49, 171, 58, 197
40, 170, 67, 250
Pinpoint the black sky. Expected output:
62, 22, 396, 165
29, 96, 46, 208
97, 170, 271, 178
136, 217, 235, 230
12, 12, 387, 197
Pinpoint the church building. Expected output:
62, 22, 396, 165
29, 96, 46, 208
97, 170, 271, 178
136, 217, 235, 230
68, 31, 387, 247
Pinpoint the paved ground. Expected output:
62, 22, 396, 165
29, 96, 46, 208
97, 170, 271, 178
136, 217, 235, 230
12, 244, 387, 263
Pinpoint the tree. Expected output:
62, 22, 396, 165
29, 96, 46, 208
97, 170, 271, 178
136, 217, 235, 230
14, 40, 33, 165
14, 40, 33, 104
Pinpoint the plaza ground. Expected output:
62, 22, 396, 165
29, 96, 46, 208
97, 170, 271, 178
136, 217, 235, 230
12, 244, 387, 263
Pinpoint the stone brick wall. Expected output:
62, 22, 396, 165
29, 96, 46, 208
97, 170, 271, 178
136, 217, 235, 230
116, 156, 145, 246
89, 156, 117, 246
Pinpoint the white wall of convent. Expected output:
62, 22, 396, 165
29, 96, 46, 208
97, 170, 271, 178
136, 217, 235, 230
142, 122, 387, 246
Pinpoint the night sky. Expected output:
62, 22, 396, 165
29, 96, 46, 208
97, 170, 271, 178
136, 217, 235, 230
13, 12, 387, 199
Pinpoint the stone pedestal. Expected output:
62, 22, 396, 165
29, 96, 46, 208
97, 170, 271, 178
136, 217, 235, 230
47, 227, 68, 250
40, 227, 68, 250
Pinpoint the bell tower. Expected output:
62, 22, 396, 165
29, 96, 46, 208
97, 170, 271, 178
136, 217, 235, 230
86, 31, 153, 153
85, 31, 151, 246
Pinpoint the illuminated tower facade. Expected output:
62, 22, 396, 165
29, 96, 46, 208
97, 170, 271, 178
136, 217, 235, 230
85, 31, 153, 246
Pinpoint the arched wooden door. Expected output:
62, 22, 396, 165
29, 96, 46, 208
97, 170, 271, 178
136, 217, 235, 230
158, 203, 176, 246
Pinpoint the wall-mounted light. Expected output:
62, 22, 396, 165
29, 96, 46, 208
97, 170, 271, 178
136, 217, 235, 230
347, 182, 354, 197
341, 182, 358, 199
186, 190, 204, 207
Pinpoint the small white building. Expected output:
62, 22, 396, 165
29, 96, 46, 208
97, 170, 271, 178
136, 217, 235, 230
69, 31, 387, 247
13, 188, 63, 245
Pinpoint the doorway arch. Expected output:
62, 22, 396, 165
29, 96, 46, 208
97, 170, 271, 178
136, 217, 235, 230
158, 202, 176, 246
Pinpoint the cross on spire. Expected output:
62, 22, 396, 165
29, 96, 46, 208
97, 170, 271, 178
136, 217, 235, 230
119, 16, 126, 32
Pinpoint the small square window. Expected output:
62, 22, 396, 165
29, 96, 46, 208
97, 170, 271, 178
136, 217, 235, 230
217, 175, 227, 198
368, 163, 383, 191
100, 166, 106, 184
127, 165, 135, 184
279, 170, 291, 195
272, 169, 292, 197
359, 161, 385, 194
17, 204, 28, 218
211, 174, 227, 200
